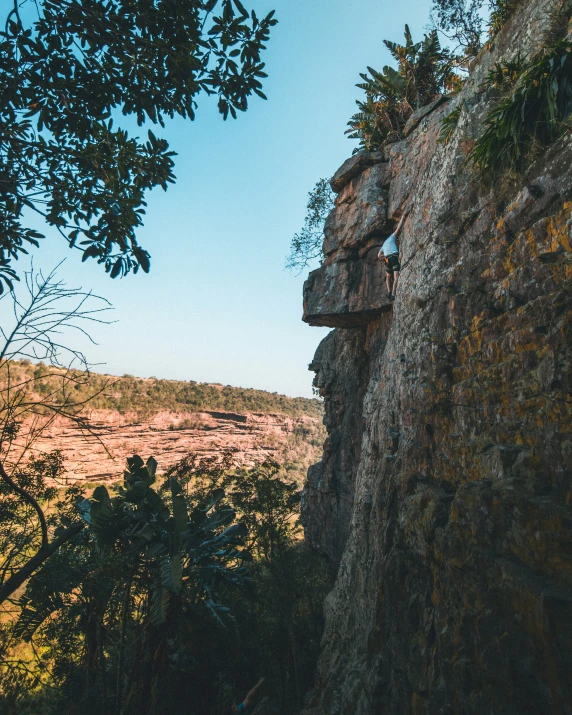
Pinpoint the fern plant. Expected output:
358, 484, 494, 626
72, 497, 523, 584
439, 103, 464, 143
470, 39, 572, 177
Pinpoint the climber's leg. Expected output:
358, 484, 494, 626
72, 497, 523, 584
385, 254, 401, 299
392, 270, 400, 297
385, 270, 394, 297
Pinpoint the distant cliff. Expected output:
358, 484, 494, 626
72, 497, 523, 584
301, 0, 572, 712
4, 362, 324, 484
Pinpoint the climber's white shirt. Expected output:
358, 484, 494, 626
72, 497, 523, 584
380, 233, 398, 256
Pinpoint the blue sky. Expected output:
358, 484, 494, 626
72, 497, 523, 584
6, 0, 432, 398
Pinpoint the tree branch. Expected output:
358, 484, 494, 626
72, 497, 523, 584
0, 519, 84, 605
0, 458, 48, 549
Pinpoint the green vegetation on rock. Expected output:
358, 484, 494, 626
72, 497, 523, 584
286, 178, 335, 272
346, 25, 460, 151
471, 39, 572, 177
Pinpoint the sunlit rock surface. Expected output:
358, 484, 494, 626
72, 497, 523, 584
28, 410, 323, 485
303, 161, 393, 327
301, 0, 572, 712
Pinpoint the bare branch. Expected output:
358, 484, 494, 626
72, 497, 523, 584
0, 265, 112, 604
0, 520, 85, 605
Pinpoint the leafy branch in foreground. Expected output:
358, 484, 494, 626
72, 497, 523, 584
470, 39, 572, 178
0, 0, 277, 289
286, 178, 334, 272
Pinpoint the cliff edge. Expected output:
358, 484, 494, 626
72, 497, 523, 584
301, 0, 572, 712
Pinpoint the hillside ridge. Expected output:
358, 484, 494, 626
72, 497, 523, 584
6, 359, 323, 419
4, 360, 325, 484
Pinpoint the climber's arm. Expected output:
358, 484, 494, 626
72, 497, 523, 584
394, 213, 406, 236
243, 678, 265, 709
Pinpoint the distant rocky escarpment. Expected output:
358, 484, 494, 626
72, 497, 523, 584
5, 364, 324, 484
301, 0, 572, 713
32, 408, 323, 484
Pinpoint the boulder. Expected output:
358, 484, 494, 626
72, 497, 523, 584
330, 149, 385, 193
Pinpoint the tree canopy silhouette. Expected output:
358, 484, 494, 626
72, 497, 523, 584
0, 0, 277, 291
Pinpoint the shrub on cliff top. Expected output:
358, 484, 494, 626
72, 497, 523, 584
346, 25, 460, 151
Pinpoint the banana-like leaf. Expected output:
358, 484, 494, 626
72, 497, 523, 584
124, 479, 150, 504
14, 591, 65, 642
146, 456, 158, 479
205, 598, 235, 628
148, 540, 168, 558
89, 486, 120, 545
127, 455, 145, 471
170, 477, 188, 534
203, 487, 225, 511
161, 552, 183, 594
202, 506, 235, 531
135, 522, 156, 543
151, 580, 170, 625
220, 522, 248, 540
124, 455, 155, 487
145, 486, 169, 518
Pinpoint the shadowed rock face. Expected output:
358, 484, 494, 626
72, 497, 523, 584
301, 0, 572, 712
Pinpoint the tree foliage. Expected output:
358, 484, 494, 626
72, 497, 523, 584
429, 0, 520, 64
0, 0, 277, 291
0, 268, 112, 605
1, 452, 331, 715
0, 450, 84, 604
286, 178, 334, 272
347, 25, 459, 151
4, 358, 324, 420
430, 0, 486, 59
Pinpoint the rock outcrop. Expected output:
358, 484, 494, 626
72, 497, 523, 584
28, 409, 323, 484
301, 0, 572, 712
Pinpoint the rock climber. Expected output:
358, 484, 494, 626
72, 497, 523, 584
230, 677, 265, 713
378, 213, 406, 300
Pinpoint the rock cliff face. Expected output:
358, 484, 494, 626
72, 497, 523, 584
301, 1, 572, 712
28, 409, 322, 484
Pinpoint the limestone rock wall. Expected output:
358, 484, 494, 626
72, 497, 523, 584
301, 0, 572, 712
